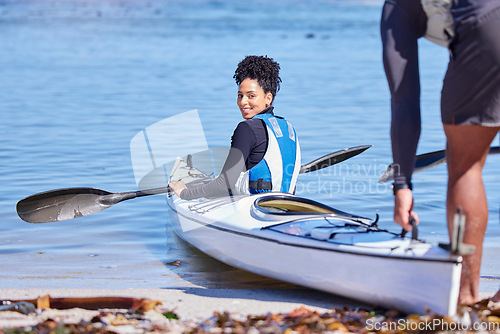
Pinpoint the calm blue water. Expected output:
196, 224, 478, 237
1, 0, 499, 293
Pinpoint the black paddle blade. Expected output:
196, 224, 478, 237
299, 145, 372, 174
378, 152, 446, 184
16, 187, 113, 223
379, 146, 500, 183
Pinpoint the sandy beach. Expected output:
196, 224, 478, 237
0, 287, 367, 321
0, 287, 370, 332
1, 287, 499, 333
1, 287, 495, 319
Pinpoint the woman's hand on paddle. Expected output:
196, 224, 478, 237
168, 180, 187, 198
394, 189, 419, 231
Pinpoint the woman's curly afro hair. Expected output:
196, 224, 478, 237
234, 55, 282, 102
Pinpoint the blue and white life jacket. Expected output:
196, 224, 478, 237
235, 113, 301, 195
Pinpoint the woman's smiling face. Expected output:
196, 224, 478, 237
237, 78, 273, 119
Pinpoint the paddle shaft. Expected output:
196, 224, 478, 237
101, 187, 171, 205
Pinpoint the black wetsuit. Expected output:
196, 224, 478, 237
179, 107, 273, 200
381, 0, 500, 186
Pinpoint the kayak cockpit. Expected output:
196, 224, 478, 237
255, 196, 335, 214
253, 194, 373, 224
254, 195, 416, 248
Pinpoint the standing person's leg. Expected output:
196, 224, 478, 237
444, 124, 500, 305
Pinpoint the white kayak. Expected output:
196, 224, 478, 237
166, 159, 462, 316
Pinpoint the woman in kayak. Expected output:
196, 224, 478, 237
168, 55, 301, 199
381, 0, 500, 304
